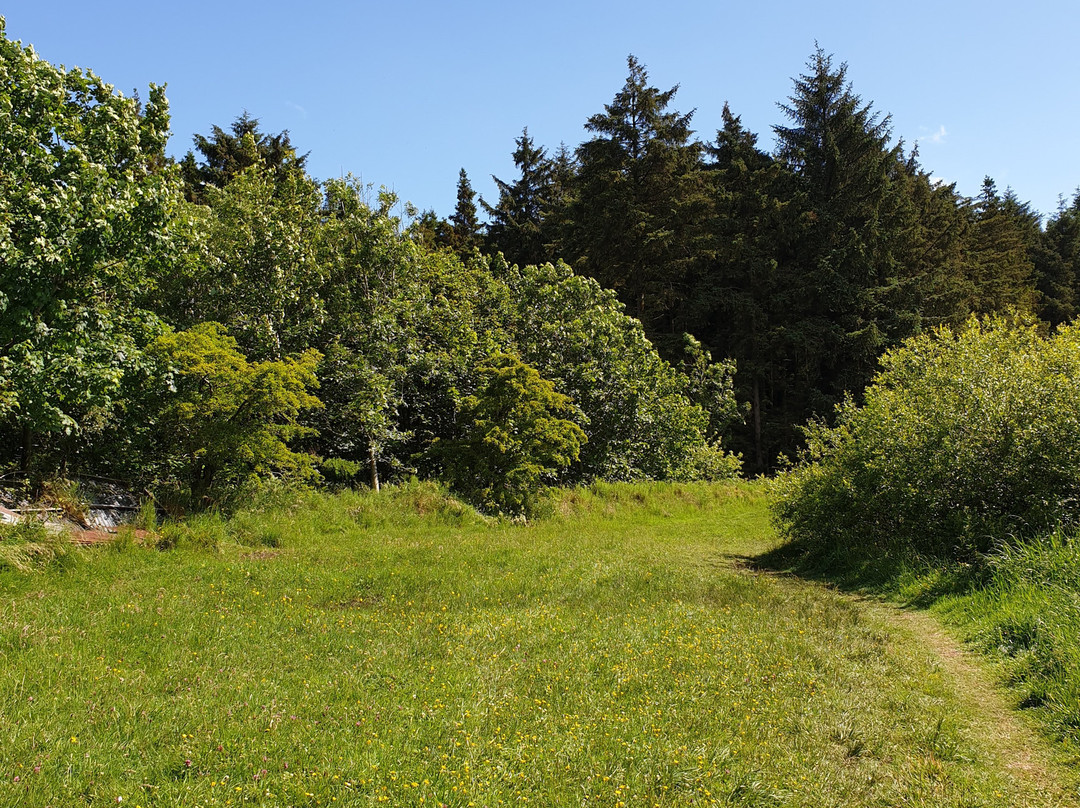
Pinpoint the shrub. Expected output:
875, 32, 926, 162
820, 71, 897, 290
771, 316, 1080, 559
318, 457, 365, 489
151, 323, 323, 505
431, 352, 586, 517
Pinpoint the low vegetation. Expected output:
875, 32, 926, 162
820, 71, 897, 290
895, 532, 1080, 759
772, 316, 1080, 560
1, 482, 1076, 806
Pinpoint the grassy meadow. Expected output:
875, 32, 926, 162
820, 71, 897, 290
1, 482, 1076, 807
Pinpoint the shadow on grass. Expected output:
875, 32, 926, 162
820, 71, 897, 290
745, 538, 990, 609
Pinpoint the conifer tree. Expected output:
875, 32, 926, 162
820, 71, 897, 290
448, 168, 482, 257
773, 48, 915, 412
568, 55, 710, 351
692, 105, 803, 471
958, 178, 1038, 317
1037, 192, 1080, 325
180, 112, 308, 202
537, 143, 578, 263
482, 128, 552, 267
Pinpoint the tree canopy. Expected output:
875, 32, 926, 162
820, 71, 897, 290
4, 30, 1079, 502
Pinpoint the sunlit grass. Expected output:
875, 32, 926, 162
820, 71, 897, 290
0, 481, 1072, 806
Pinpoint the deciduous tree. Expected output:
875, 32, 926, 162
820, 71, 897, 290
0, 21, 180, 470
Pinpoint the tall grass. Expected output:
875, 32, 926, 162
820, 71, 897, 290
931, 530, 1080, 751
0, 520, 72, 573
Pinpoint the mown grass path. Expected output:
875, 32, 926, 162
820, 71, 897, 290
1, 482, 1078, 806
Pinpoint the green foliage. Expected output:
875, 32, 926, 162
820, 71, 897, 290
432, 351, 585, 516
691, 105, 802, 471
678, 334, 742, 440
957, 179, 1039, 318
1036, 192, 1080, 326
343, 478, 487, 529
317, 456, 364, 489
500, 260, 740, 482
40, 478, 89, 525
0, 21, 180, 466
162, 164, 325, 360
773, 49, 919, 417
568, 55, 709, 346
445, 167, 481, 257
151, 323, 322, 504
482, 127, 553, 266
772, 316, 1080, 559
179, 111, 308, 202
312, 179, 508, 479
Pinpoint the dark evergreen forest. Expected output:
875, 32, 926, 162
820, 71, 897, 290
3, 22, 1077, 513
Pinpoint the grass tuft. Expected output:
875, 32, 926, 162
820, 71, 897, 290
0, 520, 73, 573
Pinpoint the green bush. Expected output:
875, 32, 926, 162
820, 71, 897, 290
317, 457, 365, 489
431, 351, 586, 517
771, 316, 1080, 559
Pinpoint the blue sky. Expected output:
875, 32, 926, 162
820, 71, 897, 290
5, 1, 1079, 219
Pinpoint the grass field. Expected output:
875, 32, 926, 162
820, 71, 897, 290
1, 481, 1076, 806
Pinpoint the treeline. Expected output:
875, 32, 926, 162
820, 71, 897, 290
0, 23, 739, 514
433, 52, 1080, 471
6, 20, 1080, 510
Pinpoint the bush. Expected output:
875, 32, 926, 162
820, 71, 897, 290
771, 316, 1080, 559
431, 352, 586, 517
318, 457, 365, 489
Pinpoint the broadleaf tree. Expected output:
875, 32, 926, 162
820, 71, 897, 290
0, 20, 180, 470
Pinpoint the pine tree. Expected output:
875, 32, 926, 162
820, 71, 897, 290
1038, 192, 1080, 325
537, 143, 578, 263
957, 178, 1038, 317
181, 112, 308, 202
773, 48, 915, 411
482, 128, 552, 267
691, 104, 803, 471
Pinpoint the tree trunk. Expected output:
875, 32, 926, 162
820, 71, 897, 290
20, 424, 32, 473
369, 444, 380, 493
191, 461, 216, 506
752, 377, 763, 474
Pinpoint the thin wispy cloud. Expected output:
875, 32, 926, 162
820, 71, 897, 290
286, 101, 308, 118
918, 125, 948, 145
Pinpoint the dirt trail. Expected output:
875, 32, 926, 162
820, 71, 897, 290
869, 601, 1079, 806
728, 553, 1078, 804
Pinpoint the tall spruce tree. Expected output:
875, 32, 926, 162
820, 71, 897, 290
448, 168, 482, 258
692, 105, 804, 471
537, 143, 578, 264
1037, 192, 1080, 325
180, 112, 308, 202
957, 178, 1038, 317
773, 48, 915, 415
482, 128, 552, 267
568, 55, 710, 352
